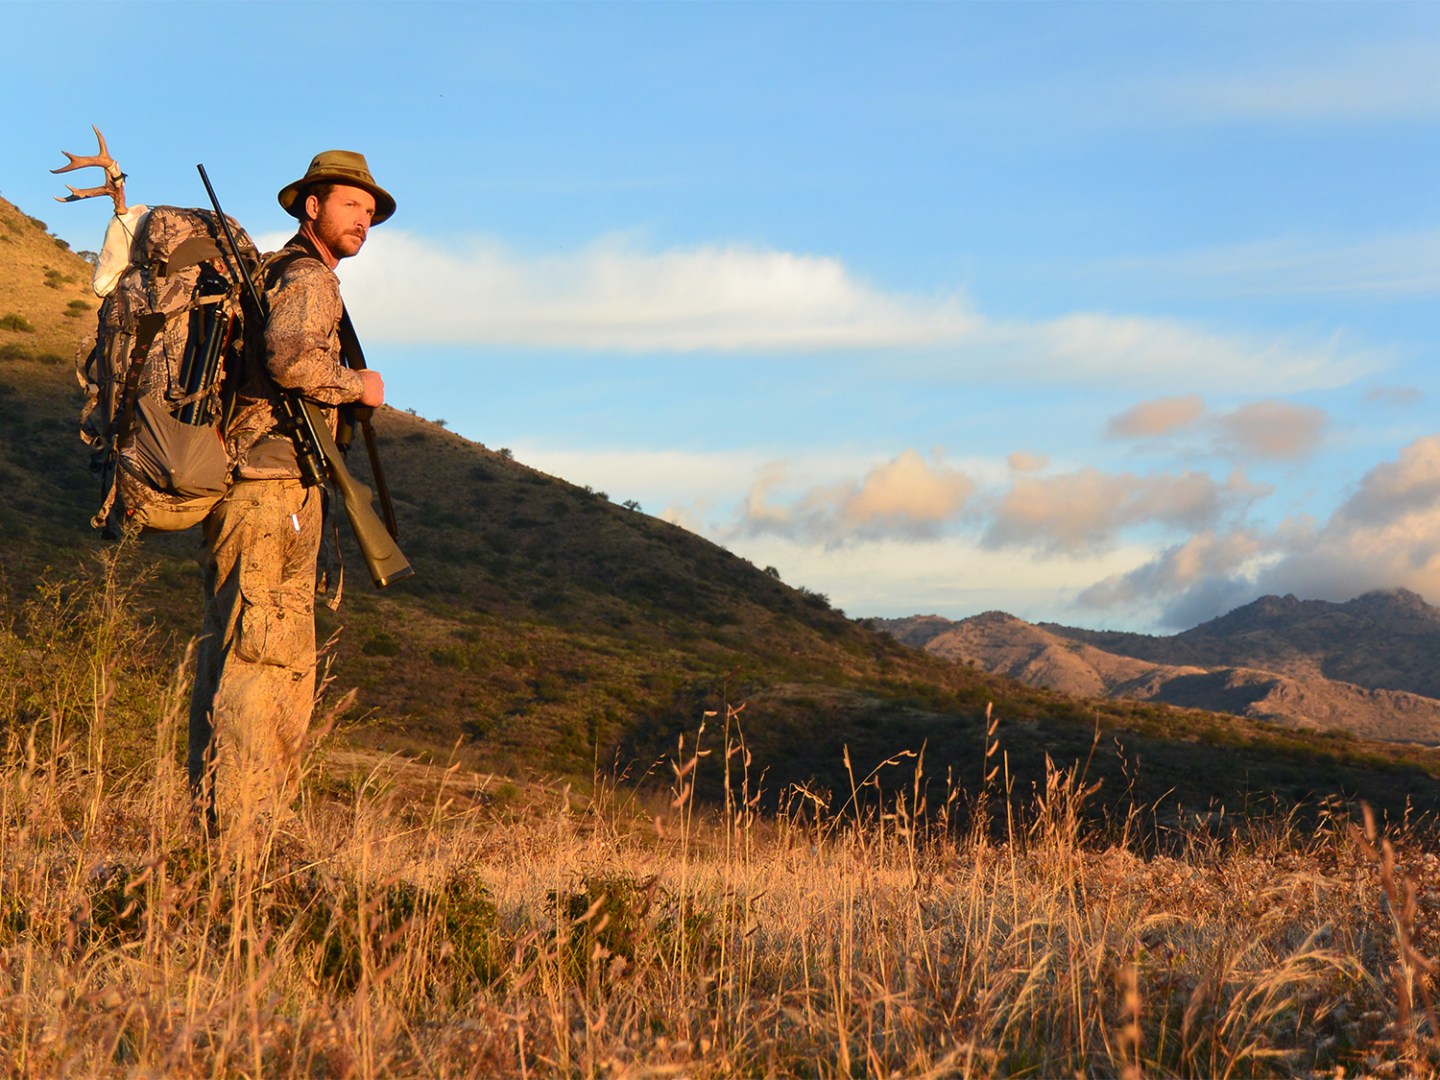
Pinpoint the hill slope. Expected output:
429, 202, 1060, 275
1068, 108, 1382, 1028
6, 192, 1440, 824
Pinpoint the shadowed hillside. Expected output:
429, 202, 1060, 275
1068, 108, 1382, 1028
6, 192, 1440, 828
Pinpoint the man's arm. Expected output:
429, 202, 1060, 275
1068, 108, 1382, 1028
264, 258, 368, 405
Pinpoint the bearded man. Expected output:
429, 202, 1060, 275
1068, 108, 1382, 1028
189, 151, 394, 830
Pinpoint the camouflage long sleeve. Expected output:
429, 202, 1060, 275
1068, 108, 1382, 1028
263, 257, 366, 405
227, 240, 367, 480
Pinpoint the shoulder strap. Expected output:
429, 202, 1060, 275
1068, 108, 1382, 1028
111, 312, 166, 447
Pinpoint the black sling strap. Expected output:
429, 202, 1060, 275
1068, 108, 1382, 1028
266, 235, 401, 540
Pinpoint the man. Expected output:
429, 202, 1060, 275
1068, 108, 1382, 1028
188, 151, 394, 830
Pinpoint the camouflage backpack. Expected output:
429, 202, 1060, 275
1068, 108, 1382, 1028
78, 206, 261, 535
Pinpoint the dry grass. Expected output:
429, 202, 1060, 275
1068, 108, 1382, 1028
3, 563, 1440, 1077
0, 197, 95, 370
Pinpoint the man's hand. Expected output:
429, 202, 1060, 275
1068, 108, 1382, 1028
358, 369, 385, 407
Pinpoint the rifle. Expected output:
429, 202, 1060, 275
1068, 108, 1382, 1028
196, 164, 413, 588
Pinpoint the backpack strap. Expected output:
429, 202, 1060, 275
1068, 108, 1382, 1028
90, 310, 166, 532
111, 311, 166, 449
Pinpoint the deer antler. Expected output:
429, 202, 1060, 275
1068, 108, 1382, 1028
53, 125, 127, 214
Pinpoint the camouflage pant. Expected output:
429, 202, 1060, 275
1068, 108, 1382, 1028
189, 478, 323, 829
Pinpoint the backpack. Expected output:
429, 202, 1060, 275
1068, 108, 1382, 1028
78, 206, 261, 536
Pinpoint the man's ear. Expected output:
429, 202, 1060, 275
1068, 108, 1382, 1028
304, 192, 321, 222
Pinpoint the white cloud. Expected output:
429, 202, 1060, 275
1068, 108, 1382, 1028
294, 229, 1376, 393
736, 450, 975, 545
1105, 395, 1206, 439
1104, 229, 1440, 302
1073, 436, 1440, 627
1257, 474, 1440, 602
504, 433, 1440, 631
508, 445, 775, 501
1008, 451, 1048, 473
982, 467, 1268, 555
1212, 400, 1328, 462
730, 534, 1148, 621
1327, 435, 1440, 530
1104, 395, 1329, 463
975, 313, 1369, 393
1366, 385, 1423, 407
1078, 530, 1270, 613
338, 231, 977, 352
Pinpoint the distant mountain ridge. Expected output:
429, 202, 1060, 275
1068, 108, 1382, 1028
1048, 589, 1440, 698
875, 590, 1440, 745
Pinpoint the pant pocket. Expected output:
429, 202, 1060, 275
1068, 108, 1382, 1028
235, 593, 311, 668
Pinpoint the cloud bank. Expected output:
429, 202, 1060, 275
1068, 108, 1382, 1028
339, 231, 976, 351
322, 230, 1373, 392
1104, 395, 1330, 462
982, 468, 1267, 555
518, 426, 1440, 632
1080, 436, 1440, 627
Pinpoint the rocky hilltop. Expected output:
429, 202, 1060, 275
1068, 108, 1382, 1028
875, 591, 1440, 745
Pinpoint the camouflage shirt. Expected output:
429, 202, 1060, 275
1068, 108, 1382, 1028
228, 234, 367, 480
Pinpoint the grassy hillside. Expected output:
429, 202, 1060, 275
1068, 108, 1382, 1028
5, 192, 1440, 829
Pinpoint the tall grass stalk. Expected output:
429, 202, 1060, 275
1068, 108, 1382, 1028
2, 560, 1439, 1076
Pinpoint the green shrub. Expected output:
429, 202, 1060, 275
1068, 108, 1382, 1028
548, 872, 720, 986
431, 645, 472, 670
0, 313, 34, 333
362, 631, 402, 657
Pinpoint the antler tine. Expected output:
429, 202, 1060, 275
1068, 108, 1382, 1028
52, 125, 118, 176
58, 183, 117, 202
52, 125, 126, 213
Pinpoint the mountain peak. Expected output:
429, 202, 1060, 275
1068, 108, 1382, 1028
1345, 588, 1437, 619
962, 609, 1026, 627
1181, 593, 1311, 638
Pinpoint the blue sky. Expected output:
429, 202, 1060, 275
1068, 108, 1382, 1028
8, 1, 1440, 631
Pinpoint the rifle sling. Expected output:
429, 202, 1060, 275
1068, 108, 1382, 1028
337, 307, 399, 540
264, 239, 400, 541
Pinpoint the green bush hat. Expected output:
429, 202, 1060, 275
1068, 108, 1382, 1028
277, 150, 396, 225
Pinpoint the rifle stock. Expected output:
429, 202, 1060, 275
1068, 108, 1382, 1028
297, 398, 412, 587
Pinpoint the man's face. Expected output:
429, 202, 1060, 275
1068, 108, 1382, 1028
305, 184, 376, 261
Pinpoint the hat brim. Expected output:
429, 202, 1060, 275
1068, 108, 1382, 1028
277, 172, 396, 225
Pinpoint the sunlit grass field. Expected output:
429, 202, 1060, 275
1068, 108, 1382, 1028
3, 553, 1439, 1078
